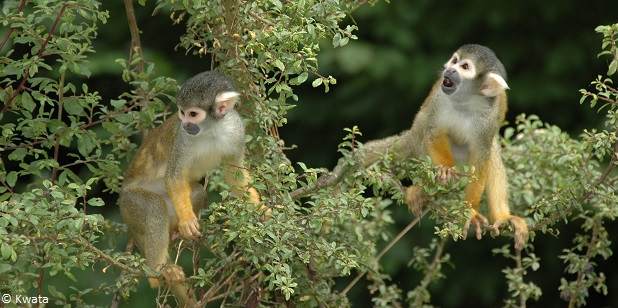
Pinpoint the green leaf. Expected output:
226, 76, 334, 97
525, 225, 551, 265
312, 78, 323, 87
297, 72, 308, 84
102, 121, 120, 134
274, 59, 285, 71
77, 133, 96, 157
47, 119, 67, 134
63, 97, 84, 116
332, 33, 341, 47
8, 148, 28, 161
5, 171, 18, 188
88, 197, 104, 207
1, 242, 13, 260
608, 59, 617, 76
20, 92, 36, 112
110, 99, 126, 109
78, 63, 92, 78
114, 113, 134, 124
0, 263, 11, 275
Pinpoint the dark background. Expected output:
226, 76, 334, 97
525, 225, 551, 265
89, 1, 618, 306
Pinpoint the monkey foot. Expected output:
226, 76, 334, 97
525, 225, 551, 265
148, 264, 186, 288
162, 264, 186, 284
462, 212, 489, 240
436, 165, 457, 185
406, 185, 427, 216
178, 218, 201, 240
491, 216, 529, 250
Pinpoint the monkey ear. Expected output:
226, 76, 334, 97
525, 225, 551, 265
480, 73, 509, 97
214, 91, 240, 117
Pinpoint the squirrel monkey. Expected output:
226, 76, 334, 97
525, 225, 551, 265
364, 44, 528, 250
118, 71, 261, 306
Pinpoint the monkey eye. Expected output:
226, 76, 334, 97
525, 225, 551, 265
461, 63, 469, 70
189, 111, 198, 117
451, 58, 458, 64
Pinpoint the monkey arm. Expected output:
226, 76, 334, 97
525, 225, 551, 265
426, 132, 455, 167
166, 172, 201, 240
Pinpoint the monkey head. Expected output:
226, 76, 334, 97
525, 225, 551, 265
176, 71, 239, 136
441, 44, 509, 101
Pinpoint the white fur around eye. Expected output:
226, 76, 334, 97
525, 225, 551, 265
458, 60, 476, 79
178, 107, 207, 123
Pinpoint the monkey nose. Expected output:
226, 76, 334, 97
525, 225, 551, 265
442, 77, 454, 88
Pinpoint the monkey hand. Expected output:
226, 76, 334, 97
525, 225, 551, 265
462, 210, 489, 241
490, 215, 529, 250
436, 165, 458, 185
406, 185, 427, 216
178, 217, 201, 240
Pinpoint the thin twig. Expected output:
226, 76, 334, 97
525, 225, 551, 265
410, 237, 448, 308
0, 0, 27, 51
514, 249, 526, 308
73, 236, 142, 276
288, 164, 343, 200
123, 0, 145, 75
341, 208, 429, 295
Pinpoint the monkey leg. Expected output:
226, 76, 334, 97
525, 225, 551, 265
119, 187, 188, 286
485, 144, 529, 250
119, 187, 198, 306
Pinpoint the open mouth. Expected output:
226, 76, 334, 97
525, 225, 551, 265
442, 77, 454, 88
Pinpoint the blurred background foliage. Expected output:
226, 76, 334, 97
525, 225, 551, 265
2, 0, 617, 306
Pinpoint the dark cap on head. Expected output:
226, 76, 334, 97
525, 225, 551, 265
177, 71, 237, 108
457, 44, 507, 80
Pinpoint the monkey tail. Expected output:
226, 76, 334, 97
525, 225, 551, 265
170, 282, 198, 308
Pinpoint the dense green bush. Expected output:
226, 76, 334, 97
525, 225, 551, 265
0, 0, 616, 307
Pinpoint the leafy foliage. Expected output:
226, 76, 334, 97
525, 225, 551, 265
0, 0, 617, 307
